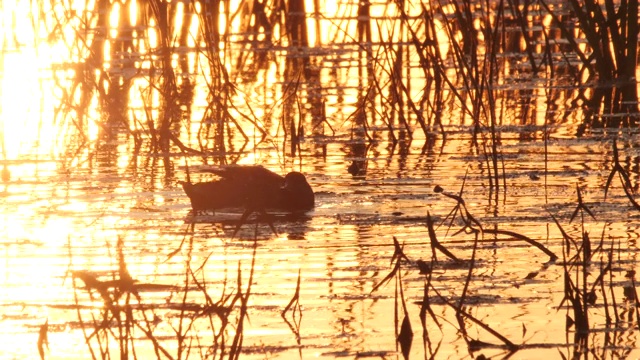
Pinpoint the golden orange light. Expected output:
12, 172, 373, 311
130, 0, 138, 27
109, 2, 121, 39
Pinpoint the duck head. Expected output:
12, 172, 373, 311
281, 172, 314, 211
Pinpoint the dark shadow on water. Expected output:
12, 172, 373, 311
183, 211, 313, 240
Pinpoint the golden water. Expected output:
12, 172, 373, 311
2, 0, 640, 359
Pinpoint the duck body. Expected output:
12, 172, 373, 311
181, 166, 314, 213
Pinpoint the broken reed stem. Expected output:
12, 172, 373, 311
435, 185, 557, 260
455, 221, 479, 329
228, 241, 258, 360
604, 140, 640, 210
67, 236, 99, 360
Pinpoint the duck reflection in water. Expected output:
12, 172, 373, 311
180, 165, 314, 235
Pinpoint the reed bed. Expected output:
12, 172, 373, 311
373, 150, 640, 358
67, 234, 256, 360
36, 0, 638, 213
40, 0, 639, 157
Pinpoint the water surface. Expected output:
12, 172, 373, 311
2, 0, 640, 358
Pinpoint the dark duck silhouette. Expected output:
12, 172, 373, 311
180, 166, 314, 215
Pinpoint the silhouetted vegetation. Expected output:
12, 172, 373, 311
16, 0, 640, 358
40, 0, 637, 165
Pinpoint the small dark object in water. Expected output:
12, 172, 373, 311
348, 161, 360, 175
180, 165, 314, 213
416, 260, 431, 275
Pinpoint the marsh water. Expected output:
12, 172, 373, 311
3, 0, 640, 359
